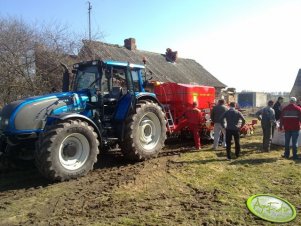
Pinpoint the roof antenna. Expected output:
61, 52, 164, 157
88, 1, 92, 41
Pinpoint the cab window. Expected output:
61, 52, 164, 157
75, 66, 99, 91
131, 70, 140, 92
112, 71, 126, 89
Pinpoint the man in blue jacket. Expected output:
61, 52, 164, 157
220, 102, 245, 160
256, 100, 276, 152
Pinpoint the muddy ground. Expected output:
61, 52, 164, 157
1, 133, 300, 226
0, 140, 206, 226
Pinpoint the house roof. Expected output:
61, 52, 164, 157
290, 68, 301, 98
79, 40, 226, 88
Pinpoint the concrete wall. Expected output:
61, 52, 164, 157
255, 92, 267, 107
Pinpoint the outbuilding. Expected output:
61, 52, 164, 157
237, 92, 267, 108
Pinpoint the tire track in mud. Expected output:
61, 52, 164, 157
165, 159, 229, 225
0, 144, 199, 226
0, 151, 147, 225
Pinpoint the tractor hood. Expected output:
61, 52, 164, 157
0, 91, 89, 135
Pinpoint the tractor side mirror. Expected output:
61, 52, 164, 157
62, 72, 70, 92
61, 63, 70, 92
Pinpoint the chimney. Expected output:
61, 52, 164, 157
165, 48, 178, 63
124, 38, 137, 50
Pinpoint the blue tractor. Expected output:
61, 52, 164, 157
0, 60, 167, 181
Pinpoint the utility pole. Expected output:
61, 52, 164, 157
88, 1, 92, 41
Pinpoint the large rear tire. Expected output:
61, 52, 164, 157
121, 101, 167, 161
35, 120, 99, 182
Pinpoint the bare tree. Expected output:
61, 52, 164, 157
33, 22, 80, 93
0, 16, 107, 108
0, 17, 82, 107
0, 18, 36, 105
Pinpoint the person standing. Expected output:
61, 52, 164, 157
184, 101, 203, 150
279, 97, 301, 160
211, 99, 228, 149
256, 100, 276, 152
272, 96, 284, 137
220, 102, 246, 160
273, 96, 284, 121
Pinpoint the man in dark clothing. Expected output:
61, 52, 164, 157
220, 102, 246, 160
256, 100, 276, 152
273, 96, 284, 121
280, 97, 301, 160
272, 96, 283, 137
211, 99, 228, 149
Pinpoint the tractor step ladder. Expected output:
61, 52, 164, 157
164, 104, 175, 132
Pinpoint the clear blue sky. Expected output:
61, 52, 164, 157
2, 0, 301, 92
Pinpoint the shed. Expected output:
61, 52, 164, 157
237, 92, 267, 108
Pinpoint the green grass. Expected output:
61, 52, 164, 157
110, 130, 301, 225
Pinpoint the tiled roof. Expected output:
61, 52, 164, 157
79, 40, 226, 88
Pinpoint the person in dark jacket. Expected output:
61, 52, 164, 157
211, 99, 228, 149
279, 97, 301, 160
220, 102, 246, 160
273, 96, 284, 121
272, 96, 284, 137
256, 100, 276, 152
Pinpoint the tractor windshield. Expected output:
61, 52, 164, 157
74, 66, 100, 91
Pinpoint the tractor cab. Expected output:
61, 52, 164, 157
70, 60, 146, 122
72, 60, 145, 96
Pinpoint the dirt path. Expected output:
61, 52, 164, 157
0, 141, 198, 226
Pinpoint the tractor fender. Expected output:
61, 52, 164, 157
136, 93, 163, 109
116, 94, 163, 142
47, 113, 101, 140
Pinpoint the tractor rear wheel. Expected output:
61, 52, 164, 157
35, 120, 99, 182
121, 101, 166, 161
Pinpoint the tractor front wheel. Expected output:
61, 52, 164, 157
35, 120, 99, 182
